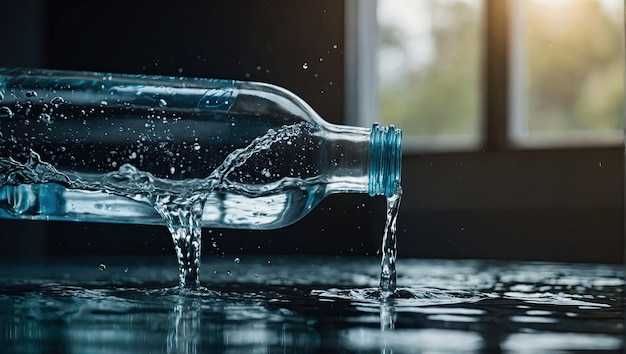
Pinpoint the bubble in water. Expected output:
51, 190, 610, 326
177, 68, 184, 74
170, 166, 176, 174
0, 106, 14, 118
129, 152, 137, 159
100, 100, 108, 106
212, 241, 217, 248
302, 62, 309, 70
332, 44, 338, 49
38, 113, 52, 124
158, 98, 167, 108
261, 168, 271, 178
234, 257, 241, 264
124, 267, 129, 273
267, 260, 271, 264
25, 90, 37, 97
193, 142, 201, 151
50, 96, 64, 107
99, 264, 107, 271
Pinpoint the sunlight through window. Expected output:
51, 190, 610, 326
509, 0, 624, 147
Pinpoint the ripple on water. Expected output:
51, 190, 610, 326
311, 287, 495, 306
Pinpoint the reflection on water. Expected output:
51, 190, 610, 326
0, 256, 622, 353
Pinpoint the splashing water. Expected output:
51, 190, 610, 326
0, 121, 401, 291
0, 123, 307, 289
380, 185, 402, 297
154, 197, 205, 289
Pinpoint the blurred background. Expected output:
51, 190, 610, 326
0, 0, 623, 263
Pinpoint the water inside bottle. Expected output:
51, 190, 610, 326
0, 122, 402, 293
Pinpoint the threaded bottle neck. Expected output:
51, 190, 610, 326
369, 124, 402, 197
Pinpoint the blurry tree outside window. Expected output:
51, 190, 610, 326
377, 0, 623, 150
377, 0, 484, 150
510, 0, 624, 146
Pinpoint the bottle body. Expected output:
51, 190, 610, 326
0, 68, 401, 229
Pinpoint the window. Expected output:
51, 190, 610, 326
509, 0, 624, 147
378, 0, 484, 151
348, 0, 624, 151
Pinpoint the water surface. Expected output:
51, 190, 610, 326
0, 256, 622, 353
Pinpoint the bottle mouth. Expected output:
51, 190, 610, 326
368, 124, 402, 197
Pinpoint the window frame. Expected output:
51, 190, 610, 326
507, 0, 624, 148
346, 0, 624, 153
344, 0, 624, 263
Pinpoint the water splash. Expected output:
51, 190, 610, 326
0, 123, 309, 289
0, 122, 398, 292
155, 196, 206, 289
379, 184, 402, 297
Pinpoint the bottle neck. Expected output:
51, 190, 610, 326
368, 124, 402, 197
321, 123, 401, 197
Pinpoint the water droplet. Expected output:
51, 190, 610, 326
193, 142, 201, 151
267, 260, 271, 264
170, 166, 176, 174
256, 65, 262, 71
319, 57, 323, 62
234, 257, 241, 264
124, 267, 129, 273
261, 168, 271, 178
177, 67, 184, 74
38, 113, 52, 124
302, 62, 309, 70
227, 270, 232, 275
158, 98, 167, 108
100, 100, 108, 106
99, 264, 107, 271
212, 241, 217, 248
254, 274, 258, 278
50, 96, 64, 107
129, 151, 137, 159
332, 44, 338, 49
25, 90, 37, 97
0, 106, 14, 118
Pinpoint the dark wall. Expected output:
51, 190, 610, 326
0, 0, 623, 263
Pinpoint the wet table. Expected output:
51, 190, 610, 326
0, 255, 623, 353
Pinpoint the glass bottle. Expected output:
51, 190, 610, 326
0, 68, 401, 229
